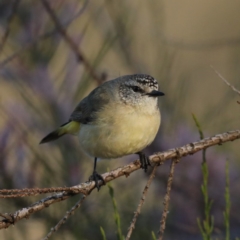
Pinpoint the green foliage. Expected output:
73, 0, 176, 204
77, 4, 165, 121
192, 113, 206, 162
191, 113, 204, 140
151, 231, 157, 240
100, 226, 107, 240
223, 160, 231, 240
107, 183, 124, 240
192, 114, 214, 240
193, 115, 235, 240
197, 161, 214, 240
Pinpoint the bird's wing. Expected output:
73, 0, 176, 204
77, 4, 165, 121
70, 85, 111, 124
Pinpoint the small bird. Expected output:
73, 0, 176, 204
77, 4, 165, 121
40, 74, 164, 190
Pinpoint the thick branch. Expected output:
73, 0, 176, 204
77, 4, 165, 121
0, 130, 239, 229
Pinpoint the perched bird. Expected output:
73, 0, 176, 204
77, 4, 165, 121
40, 74, 164, 190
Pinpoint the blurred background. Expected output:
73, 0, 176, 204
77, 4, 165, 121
1, 0, 240, 239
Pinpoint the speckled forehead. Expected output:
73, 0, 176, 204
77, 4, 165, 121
135, 76, 158, 88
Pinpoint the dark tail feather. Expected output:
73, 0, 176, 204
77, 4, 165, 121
39, 121, 80, 144
39, 128, 65, 144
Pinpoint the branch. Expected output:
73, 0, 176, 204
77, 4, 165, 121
42, 195, 87, 240
0, 187, 81, 198
211, 65, 240, 96
158, 158, 178, 240
0, 130, 240, 229
40, 0, 105, 85
126, 165, 158, 240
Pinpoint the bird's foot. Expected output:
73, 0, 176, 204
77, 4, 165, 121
138, 152, 151, 172
89, 170, 105, 191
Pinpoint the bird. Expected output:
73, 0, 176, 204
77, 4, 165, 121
40, 74, 165, 190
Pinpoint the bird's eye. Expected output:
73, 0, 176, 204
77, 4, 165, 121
132, 86, 142, 93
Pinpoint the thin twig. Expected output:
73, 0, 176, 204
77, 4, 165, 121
211, 65, 240, 95
42, 194, 87, 240
0, 187, 79, 198
158, 158, 178, 240
0, 0, 20, 54
40, 0, 105, 85
0, 0, 88, 69
126, 165, 158, 240
0, 130, 240, 229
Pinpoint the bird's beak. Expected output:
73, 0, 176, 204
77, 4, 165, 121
147, 90, 165, 97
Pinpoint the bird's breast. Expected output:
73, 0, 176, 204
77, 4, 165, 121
78, 103, 161, 159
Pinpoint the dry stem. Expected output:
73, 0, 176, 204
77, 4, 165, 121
211, 66, 240, 96
0, 187, 80, 198
125, 165, 158, 240
42, 195, 87, 240
158, 159, 178, 240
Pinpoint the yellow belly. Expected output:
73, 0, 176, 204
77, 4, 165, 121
78, 104, 160, 159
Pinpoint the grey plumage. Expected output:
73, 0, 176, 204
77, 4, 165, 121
70, 74, 160, 124
40, 73, 165, 190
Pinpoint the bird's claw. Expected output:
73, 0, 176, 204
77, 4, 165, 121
138, 152, 151, 172
89, 170, 105, 191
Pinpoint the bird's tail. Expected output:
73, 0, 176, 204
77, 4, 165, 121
39, 121, 80, 144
